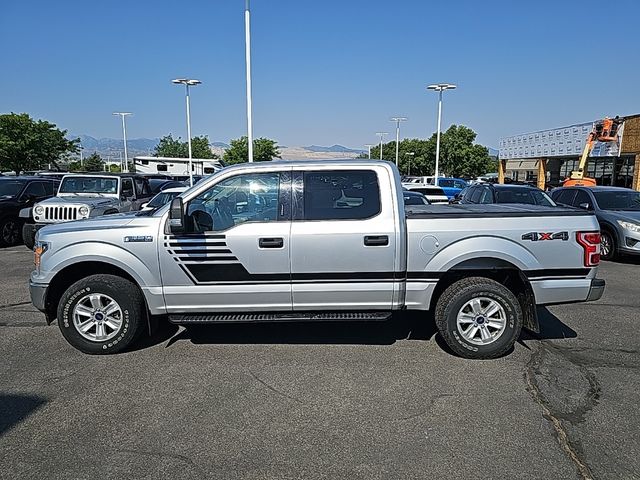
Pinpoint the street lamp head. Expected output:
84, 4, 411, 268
112, 112, 132, 116
405, 152, 415, 156
172, 78, 202, 86
390, 117, 408, 122
376, 132, 389, 136
427, 83, 457, 91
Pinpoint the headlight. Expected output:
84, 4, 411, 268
78, 205, 90, 217
34, 205, 44, 216
617, 220, 640, 233
34, 240, 50, 269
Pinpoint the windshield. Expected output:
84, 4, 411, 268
495, 188, 556, 206
147, 190, 182, 208
0, 180, 26, 198
59, 176, 118, 194
593, 190, 640, 211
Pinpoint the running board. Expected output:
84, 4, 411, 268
168, 311, 392, 324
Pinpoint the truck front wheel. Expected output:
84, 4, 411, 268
22, 223, 36, 250
57, 274, 146, 354
434, 277, 523, 359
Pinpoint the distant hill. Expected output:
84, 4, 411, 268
304, 144, 365, 154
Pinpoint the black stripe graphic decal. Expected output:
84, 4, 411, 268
525, 268, 591, 279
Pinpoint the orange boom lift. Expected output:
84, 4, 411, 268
563, 116, 624, 187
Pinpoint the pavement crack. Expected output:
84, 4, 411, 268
0, 301, 32, 309
525, 344, 595, 480
247, 369, 305, 405
114, 448, 207, 478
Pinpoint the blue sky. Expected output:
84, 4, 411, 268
1, 0, 639, 149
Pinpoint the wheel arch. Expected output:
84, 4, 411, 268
430, 256, 539, 333
45, 261, 152, 334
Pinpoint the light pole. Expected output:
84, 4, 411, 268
364, 144, 374, 160
79, 145, 84, 167
376, 132, 388, 160
172, 78, 202, 186
427, 83, 456, 186
405, 152, 415, 176
390, 117, 407, 167
112, 112, 132, 172
244, 0, 254, 162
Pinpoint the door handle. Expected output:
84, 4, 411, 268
259, 237, 284, 248
364, 235, 389, 246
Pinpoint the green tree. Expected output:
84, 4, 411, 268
153, 134, 217, 159
82, 153, 105, 172
223, 136, 281, 165
0, 113, 79, 174
368, 125, 495, 178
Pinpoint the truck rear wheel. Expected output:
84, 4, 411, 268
434, 277, 523, 359
57, 274, 146, 354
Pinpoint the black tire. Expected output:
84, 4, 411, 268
0, 216, 22, 247
600, 230, 616, 261
22, 223, 36, 250
57, 274, 146, 354
434, 277, 523, 359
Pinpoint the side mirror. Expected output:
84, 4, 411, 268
169, 197, 185, 233
578, 202, 592, 210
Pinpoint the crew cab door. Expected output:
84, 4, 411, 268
159, 169, 292, 312
290, 167, 398, 310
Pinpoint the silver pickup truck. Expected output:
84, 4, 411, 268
29, 160, 604, 359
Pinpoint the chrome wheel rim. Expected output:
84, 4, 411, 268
601, 234, 611, 258
456, 297, 507, 345
72, 293, 123, 342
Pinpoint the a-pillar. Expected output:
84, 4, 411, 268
498, 159, 507, 184
537, 158, 547, 190
632, 154, 640, 191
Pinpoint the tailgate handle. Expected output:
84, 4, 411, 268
364, 235, 389, 246
259, 237, 284, 248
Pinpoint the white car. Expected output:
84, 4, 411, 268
140, 187, 187, 212
402, 185, 450, 204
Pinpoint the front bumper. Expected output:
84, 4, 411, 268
586, 278, 605, 302
29, 281, 48, 313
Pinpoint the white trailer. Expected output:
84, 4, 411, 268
133, 156, 224, 176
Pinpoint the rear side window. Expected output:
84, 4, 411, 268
553, 189, 576, 206
572, 190, 591, 208
303, 170, 381, 220
439, 179, 454, 187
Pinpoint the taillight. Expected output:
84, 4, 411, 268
576, 231, 601, 267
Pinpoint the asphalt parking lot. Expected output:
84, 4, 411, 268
0, 247, 638, 480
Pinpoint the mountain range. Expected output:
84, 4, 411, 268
69, 135, 365, 160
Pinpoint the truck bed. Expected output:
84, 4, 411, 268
405, 203, 592, 218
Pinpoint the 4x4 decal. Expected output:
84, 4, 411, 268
521, 231, 569, 242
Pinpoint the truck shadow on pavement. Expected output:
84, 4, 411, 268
0, 394, 47, 437
160, 307, 576, 355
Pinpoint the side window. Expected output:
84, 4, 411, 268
439, 179, 454, 188
44, 181, 56, 195
134, 177, 151, 197
572, 190, 592, 208
302, 170, 381, 221
23, 181, 47, 198
188, 172, 281, 232
469, 187, 482, 203
479, 187, 493, 204
121, 179, 135, 198
455, 181, 467, 189
554, 190, 576, 206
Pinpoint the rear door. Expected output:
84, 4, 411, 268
159, 169, 293, 312
290, 167, 397, 310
